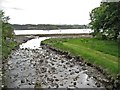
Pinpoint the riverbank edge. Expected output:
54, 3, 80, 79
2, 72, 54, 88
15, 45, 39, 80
2, 36, 35, 60
41, 41, 120, 90
2, 36, 35, 88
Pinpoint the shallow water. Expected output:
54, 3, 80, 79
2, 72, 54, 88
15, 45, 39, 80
20, 37, 50, 49
3, 37, 106, 88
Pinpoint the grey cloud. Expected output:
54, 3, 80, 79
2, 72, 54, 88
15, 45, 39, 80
0, 0, 23, 10
0, 0, 4, 4
0, 0, 6, 9
102, 0, 120, 2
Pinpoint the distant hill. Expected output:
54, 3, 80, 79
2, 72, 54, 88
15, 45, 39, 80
12, 24, 89, 30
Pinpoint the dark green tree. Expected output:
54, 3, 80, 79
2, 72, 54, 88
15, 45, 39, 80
0, 10, 16, 59
89, 2, 120, 40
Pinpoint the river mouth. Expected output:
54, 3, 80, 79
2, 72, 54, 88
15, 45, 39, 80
3, 36, 107, 88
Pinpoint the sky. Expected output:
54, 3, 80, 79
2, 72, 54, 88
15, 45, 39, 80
0, 0, 102, 25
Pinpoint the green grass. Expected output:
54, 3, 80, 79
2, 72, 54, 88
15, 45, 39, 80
2, 40, 18, 59
42, 38, 119, 78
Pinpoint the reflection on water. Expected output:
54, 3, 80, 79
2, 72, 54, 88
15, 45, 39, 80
20, 37, 50, 49
14, 29, 92, 35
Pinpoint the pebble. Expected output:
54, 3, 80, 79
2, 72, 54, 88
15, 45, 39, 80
8, 61, 12, 65
61, 60, 64, 63
87, 83, 90, 86
21, 79, 25, 83
73, 82, 76, 86
3, 38, 107, 88
75, 70, 79, 73
60, 83, 63, 86
55, 79, 59, 82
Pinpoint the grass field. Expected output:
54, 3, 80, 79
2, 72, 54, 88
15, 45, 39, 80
42, 38, 119, 77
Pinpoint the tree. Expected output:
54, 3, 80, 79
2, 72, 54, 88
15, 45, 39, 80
0, 10, 14, 39
89, 2, 120, 40
0, 10, 16, 59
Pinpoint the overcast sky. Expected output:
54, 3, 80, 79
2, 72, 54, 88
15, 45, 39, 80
0, 0, 102, 25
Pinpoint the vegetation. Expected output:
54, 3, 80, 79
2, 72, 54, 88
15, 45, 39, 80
42, 38, 118, 77
89, 2, 120, 40
12, 24, 89, 30
0, 10, 17, 59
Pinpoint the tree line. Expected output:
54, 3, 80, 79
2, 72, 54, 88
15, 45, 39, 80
89, 2, 120, 40
12, 24, 89, 30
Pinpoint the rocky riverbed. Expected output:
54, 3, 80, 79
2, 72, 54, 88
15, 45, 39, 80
2, 37, 110, 89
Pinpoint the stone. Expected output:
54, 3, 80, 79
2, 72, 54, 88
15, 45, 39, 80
51, 67, 56, 70
39, 60, 44, 63
28, 82, 32, 85
95, 82, 100, 87
41, 67, 47, 73
82, 67, 86, 70
60, 83, 63, 86
47, 78, 54, 82
8, 60, 12, 65
54, 76, 56, 78
9, 55, 12, 58
51, 63, 54, 65
56, 84, 59, 88
102, 79, 109, 83
55, 79, 59, 81
60, 75, 63, 77
45, 60, 48, 63
87, 83, 90, 86
70, 72, 74, 75
73, 82, 76, 86
87, 63, 92, 66
66, 62, 69, 65
70, 64, 74, 67
21, 79, 25, 83
61, 60, 64, 63
32, 82, 35, 85
75, 70, 79, 73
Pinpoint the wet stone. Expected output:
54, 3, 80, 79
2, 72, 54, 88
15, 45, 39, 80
47, 78, 54, 82
60, 83, 63, 86
21, 79, 25, 83
87, 83, 90, 86
41, 67, 47, 73
75, 70, 79, 73
95, 82, 101, 87
8, 60, 12, 65
3, 37, 107, 88
73, 82, 76, 86
61, 60, 64, 63
82, 67, 86, 70
51, 63, 54, 65
28, 82, 32, 85
56, 84, 59, 88
39, 60, 44, 63
53, 76, 56, 78
70, 72, 74, 75
55, 79, 59, 82
60, 75, 63, 77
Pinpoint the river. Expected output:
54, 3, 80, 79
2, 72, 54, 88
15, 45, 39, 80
14, 29, 92, 35
3, 31, 109, 89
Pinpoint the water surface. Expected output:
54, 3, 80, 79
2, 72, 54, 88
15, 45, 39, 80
14, 29, 92, 35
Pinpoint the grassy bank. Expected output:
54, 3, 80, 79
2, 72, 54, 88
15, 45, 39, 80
2, 40, 18, 59
42, 38, 118, 77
